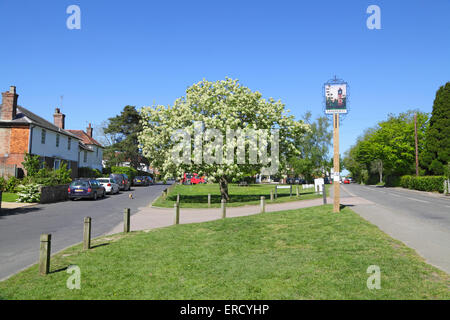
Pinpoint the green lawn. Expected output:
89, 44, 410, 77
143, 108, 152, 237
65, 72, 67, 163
1, 192, 18, 202
153, 183, 328, 208
1, 205, 448, 300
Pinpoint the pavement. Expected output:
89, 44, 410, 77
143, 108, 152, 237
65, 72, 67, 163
0, 183, 168, 281
107, 196, 331, 234
1, 202, 38, 210
335, 183, 450, 274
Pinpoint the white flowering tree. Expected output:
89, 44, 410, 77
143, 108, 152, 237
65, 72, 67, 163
139, 78, 308, 200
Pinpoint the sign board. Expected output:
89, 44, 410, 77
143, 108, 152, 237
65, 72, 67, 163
325, 83, 347, 114
314, 178, 324, 193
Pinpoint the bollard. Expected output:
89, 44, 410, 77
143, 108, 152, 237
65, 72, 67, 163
322, 184, 327, 204
290, 185, 292, 197
83, 217, 92, 250
39, 234, 51, 275
174, 203, 180, 225
221, 199, 226, 219
274, 186, 278, 199
124, 208, 130, 233
260, 196, 265, 213
296, 185, 299, 197
270, 189, 274, 201
208, 194, 211, 207
176, 193, 180, 204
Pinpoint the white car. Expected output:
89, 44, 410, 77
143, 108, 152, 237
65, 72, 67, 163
97, 178, 120, 194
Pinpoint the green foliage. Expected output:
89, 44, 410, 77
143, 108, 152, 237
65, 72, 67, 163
22, 153, 41, 177
103, 105, 147, 169
78, 167, 102, 178
30, 163, 72, 186
422, 82, 450, 175
16, 184, 41, 203
111, 166, 138, 180
0, 176, 6, 192
400, 175, 446, 193
360, 169, 369, 185
6, 176, 20, 193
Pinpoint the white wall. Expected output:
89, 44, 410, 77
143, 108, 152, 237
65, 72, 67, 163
30, 126, 79, 162
78, 144, 103, 171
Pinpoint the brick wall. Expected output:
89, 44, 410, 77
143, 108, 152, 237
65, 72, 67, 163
0, 127, 11, 154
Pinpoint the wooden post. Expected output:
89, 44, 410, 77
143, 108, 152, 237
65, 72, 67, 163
83, 217, 91, 250
174, 203, 180, 225
176, 193, 180, 204
221, 199, 226, 219
260, 196, 265, 213
290, 185, 292, 197
333, 113, 340, 213
39, 234, 51, 275
123, 208, 130, 233
270, 189, 274, 201
208, 194, 211, 207
274, 186, 278, 199
322, 184, 327, 204
296, 185, 299, 197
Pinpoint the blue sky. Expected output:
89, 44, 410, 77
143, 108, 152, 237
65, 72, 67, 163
1, 0, 449, 160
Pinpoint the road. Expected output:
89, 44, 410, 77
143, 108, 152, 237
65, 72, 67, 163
0, 183, 168, 280
334, 183, 450, 274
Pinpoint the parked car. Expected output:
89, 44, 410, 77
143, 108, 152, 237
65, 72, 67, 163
110, 173, 131, 191
286, 177, 295, 184
97, 178, 120, 194
344, 178, 350, 184
144, 176, 154, 185
324, 177, 332, 184
190, 173, 206, 184
68, 179, 106, 200
133, 176, 149, 186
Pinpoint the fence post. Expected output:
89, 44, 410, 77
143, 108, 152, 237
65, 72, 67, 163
221, 199, 226, 219
270, 189, 274, 201
174, 203, 180, 225
275, 186, 278, 199
123, 208, 130, 233
260, 196, 265, 213
208, 194, 211, 207
296, 185, 299, 197
39, 234, 51, 275
290, 185, 292, 197
176, 193, 180, 204
83, 217, 92, 250
322, 184, 327, 204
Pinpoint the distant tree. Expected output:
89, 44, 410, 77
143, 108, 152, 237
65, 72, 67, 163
370, 159, 383, 183
104, 106, 148, 170
422, 82, 450, 175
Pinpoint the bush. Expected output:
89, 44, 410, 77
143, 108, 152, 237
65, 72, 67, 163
111, 166, 138, 180
16, 184, 41, 203
0, 176, 6, 192
6, 176, 20, 193
30, 163, 72, 186
400, 175, 446, 193
78, 167, 102, 178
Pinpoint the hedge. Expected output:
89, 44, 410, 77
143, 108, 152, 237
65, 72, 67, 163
399, 175, 446, 193
111, 166, 138, 180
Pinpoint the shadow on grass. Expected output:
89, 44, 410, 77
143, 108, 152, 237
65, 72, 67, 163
50, 266, 68, 274
90, 243, 110, 249
167, 192, 317, 204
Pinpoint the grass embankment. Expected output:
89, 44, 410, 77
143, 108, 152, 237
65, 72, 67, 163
1, 205, 448, 299
153, 183, 328, 208
1, 192, 18, 202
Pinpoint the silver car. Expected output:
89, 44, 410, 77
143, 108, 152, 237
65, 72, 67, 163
97, 178, 120, 195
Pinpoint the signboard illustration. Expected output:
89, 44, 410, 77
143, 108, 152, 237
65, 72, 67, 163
325, 83, 347, 114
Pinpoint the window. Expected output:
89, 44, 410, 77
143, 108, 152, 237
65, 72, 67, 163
84, 151, 87, 163
54, 159, 61, 170
68, 137, 71, 150
41, 129, 46, 144
56, 134, 60, 147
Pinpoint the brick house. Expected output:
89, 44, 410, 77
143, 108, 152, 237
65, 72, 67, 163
0, 86, 103, 178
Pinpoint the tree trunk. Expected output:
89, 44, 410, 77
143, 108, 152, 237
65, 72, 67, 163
219, 176, 230, 201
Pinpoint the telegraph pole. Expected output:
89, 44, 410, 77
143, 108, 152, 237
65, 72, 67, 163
414, 113, 419, 176
333, 113, 340, 212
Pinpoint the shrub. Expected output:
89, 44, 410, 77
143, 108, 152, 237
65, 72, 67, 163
22, 153, 41, 177
6, 176, 20, 193
16, 184, 41, 203
0, 176, 6, 192
111, 166, 138, 180
78, 167, 102, 178
400, 175, 446, 193
31, 163, 72, 186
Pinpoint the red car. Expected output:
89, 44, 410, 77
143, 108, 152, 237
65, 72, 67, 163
344, 178, 350, 184
182, 173, 206, 185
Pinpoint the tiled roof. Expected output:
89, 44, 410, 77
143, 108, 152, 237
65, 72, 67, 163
66, 130, 103, 148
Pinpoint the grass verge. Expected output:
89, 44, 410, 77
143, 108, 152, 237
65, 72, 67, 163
153, 183, 329, 208
0, 205, 448, 299
1, 192, 18, 202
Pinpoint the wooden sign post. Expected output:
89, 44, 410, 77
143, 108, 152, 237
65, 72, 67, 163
333, 113, 340, 213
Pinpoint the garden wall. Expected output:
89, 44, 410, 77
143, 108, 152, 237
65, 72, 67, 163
39, 184, 69, 204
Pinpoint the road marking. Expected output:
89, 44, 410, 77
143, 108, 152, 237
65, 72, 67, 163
405, 197, 429, 203
389, 193, 402, 197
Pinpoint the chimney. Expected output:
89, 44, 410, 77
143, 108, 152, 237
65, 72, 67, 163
53, 108, 65, 129
87, 123, 93, 137
1, 86, 18, 121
